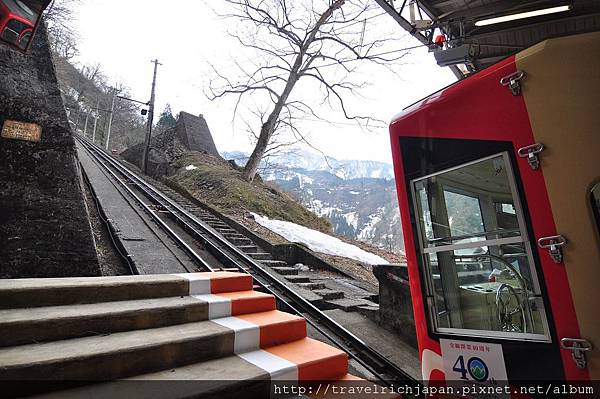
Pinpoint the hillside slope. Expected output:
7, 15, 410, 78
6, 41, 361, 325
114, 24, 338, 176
223, 150, 404, 253
166, 152, 333, 233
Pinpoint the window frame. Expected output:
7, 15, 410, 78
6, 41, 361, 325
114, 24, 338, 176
441, 187, 486, 239
410, 151, 551, 342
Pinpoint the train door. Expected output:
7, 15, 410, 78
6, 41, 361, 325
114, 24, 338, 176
400, 139, 564, 385
391, 32, 600, 389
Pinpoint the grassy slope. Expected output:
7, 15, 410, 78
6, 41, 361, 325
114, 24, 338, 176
168, 152, 332, 233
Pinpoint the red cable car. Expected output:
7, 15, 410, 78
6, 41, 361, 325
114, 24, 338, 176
0, 0, 43, 50
391, 32, 600, 388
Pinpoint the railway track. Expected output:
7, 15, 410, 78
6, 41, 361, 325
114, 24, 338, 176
76, 135, 420, 388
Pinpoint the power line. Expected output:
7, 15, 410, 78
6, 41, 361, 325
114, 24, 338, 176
331, 11, 388, 30
311, 42, 431, 70
298, 117, 388, 128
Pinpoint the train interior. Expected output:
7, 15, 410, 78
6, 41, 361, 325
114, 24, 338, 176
412, 152, 547, 340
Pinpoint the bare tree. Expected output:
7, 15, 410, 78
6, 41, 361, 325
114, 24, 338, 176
208, 0, 408, 182
45, 0, 80, 59
74, 62, 105, 102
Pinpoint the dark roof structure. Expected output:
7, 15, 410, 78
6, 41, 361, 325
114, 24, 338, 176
176, 112, 220, 157
375, 0, 600, 77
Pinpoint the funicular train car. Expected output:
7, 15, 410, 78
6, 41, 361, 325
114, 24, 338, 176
0, 0, 43, 50
390, 32, 600, 388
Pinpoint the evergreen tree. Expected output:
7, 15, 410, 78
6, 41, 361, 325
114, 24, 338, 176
156, 104, 177, 131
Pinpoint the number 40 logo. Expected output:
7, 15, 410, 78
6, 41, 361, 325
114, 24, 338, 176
453, 356, 490, 382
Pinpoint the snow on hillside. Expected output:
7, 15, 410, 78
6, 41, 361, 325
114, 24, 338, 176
222, 149, 394, 180
251, 213, 389, 265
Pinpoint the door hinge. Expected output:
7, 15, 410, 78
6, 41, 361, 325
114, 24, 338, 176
538, 235, 567, 264
518, 143, 544, 170
561, 338, 593, 369
500, 70, 525, 96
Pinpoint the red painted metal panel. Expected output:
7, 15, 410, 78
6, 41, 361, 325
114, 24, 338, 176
389, 55, 585, 380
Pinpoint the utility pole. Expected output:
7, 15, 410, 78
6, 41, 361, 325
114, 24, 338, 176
92, 98, 100, 143
74, 108, 82, 132
83, 106, 92, 137
105, 87, 117, 150
142, 59, 161, 174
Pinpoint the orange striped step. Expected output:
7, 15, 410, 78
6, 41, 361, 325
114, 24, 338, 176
0, 273, 254, 309
237, 310, 307, 349
266, 337, 348, 381
173, 272, 253, 295
192, 290, 275, 319
0, 290, 276, 347
1, 271, 390, 399
212, 310, 307, 353
238, 337, 348, 382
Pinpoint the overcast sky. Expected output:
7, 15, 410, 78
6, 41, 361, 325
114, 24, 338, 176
72, 0, 456, 163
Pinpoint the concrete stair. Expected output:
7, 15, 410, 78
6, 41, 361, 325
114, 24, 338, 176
237, 244, 259, 253
209, 222, 232, 229
0, 296, 209, 347
215, 228, 238, 235
326, 298, 379, 312
284, 275, 311, 283
227, 237, 253, 246
297, 282, 327, 290
270, 266, 299, 275
0, 272, 362, 398
247, 252, 272, 261
313, 289, 345, 300
262, 260, 290, 268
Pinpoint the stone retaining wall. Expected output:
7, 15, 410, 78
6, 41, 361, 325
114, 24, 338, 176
0, 26, 99, 277
372, 264, 417, 348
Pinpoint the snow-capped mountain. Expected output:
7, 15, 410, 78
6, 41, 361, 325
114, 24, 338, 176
222, 150, 404, 253
276, 170, 405, 253
222, 150, 395, 180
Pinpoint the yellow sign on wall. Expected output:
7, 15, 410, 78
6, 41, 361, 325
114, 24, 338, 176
1, 120, 42, 143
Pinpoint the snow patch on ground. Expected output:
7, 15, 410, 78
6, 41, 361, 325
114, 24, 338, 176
185, 165, 198, 171
251, 213, 389, 265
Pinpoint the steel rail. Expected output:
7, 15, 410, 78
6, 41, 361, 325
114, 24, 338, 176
77, 136, 421, 387
77, 137, 213, 273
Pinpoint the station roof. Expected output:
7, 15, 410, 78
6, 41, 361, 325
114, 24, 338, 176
374, 0, 600, 78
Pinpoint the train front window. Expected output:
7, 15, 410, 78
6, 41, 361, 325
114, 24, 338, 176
412, 153, 550, 341
1, 18, 27, 45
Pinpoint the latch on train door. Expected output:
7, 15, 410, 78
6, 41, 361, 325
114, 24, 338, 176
518, 143, 544, 170
561, 338, 593, 369
500, 70, 525, 95
538, 235, 567, 263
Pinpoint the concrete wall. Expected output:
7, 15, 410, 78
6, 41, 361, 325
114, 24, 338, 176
121, 112, 220, 178
0, 26, 99, 278
176, 112, 220, 157
372, 264, 417, 348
